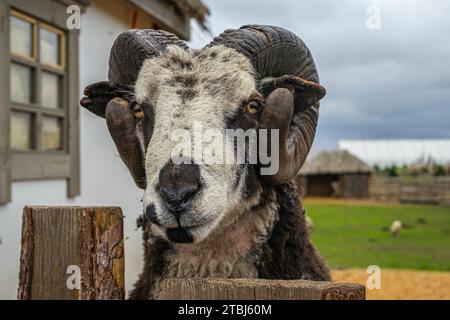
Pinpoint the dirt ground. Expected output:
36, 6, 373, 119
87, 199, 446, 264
332, 269, 450, 300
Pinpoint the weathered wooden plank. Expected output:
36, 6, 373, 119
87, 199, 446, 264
158, 278, 366, 300
18, 206, 125, 300
17, 207, 34, 300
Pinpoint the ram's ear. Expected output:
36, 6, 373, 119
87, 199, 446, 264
259, 75, 326, 113
80, 81, 133, 118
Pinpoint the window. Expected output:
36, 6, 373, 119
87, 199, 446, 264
0, 0, 83, 204
9, 10, 67, 153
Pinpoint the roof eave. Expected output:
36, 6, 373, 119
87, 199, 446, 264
129, 0, 191, 40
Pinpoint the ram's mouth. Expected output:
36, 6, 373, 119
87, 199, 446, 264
163, 215, 218, 244
165, 226, 195, 243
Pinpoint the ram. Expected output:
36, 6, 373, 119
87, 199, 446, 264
80, 25, 330, 299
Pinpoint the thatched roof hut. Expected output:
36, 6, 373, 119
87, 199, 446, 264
300, 150, 372, 175
298, 150, 372, 198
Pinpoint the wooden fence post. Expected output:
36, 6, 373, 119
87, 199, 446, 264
158, 278, 365, 300
17, 206, 125, 300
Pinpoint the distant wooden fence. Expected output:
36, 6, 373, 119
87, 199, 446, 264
370, 176, 450, 205
18, 206, 365, 300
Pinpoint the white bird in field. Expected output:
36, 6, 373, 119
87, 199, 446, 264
390, 220, 402, 238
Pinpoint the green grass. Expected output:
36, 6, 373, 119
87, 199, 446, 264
304, 201, 450, 271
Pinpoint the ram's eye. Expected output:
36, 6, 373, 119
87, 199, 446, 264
244, 101, 260, 114
132, 103, 145, 120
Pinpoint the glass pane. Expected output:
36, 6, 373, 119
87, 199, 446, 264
41, 72, 60, 109
11, 112, 32, 150
10, 64, 32, 104
41, 117, 62, 150
40, 28, 60, 66
10, 15, 33, 57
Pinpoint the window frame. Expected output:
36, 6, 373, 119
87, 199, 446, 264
0, 0, 81, 204
9, 9, 38, 62
10, 10, 68, 154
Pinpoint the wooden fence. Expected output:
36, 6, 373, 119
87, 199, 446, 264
18, 206, 365, 300
370, 176, 450, 205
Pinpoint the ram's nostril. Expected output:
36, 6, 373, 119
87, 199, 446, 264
160, 184, 199, 213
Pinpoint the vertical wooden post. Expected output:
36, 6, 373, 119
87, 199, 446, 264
0, 2, 12, 205
18, 206, 125, 300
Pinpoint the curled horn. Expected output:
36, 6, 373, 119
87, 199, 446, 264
108, 29, 188, 87
208, 25, 326, 185
81, 29, 187, 189
105, 97, 146, 189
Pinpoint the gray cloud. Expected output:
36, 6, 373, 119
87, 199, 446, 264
189, 0, 450, 151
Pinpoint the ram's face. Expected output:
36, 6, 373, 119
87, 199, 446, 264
134, 45, 260, 243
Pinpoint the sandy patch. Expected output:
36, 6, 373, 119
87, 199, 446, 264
332, 268, 450, 300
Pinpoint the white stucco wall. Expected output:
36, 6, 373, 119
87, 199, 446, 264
0, 4, 144, 299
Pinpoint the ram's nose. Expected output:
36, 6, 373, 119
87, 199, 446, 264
158, 160, 200, 215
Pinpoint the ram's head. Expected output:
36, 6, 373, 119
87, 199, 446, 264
80, 25, 325, 243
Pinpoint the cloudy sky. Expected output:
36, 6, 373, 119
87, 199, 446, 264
189, 0, 450, 152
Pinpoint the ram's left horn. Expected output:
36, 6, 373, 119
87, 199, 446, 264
105, 97, 147, 189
